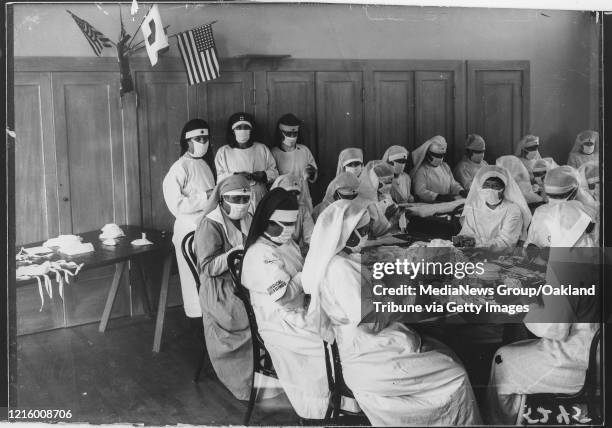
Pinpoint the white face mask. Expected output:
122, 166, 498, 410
234, 129, 251, 144
282, 136, 298, 148
191, 141, 209, 158
345, 165, 363, 177
470, 152, 484, 164
525, 150, 539, 160
582, 144, 595, 155
265, 221, 296, 245
480, 188, 502, 206
225, 202, 250, 220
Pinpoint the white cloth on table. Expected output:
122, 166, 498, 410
162, 154, 215, 317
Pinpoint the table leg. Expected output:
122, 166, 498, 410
153, 252, 173, 352
99, 261, 127, 333
134, 257, 153, 317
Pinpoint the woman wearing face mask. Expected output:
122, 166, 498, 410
270, 174, 315, 249
567, 130, 599, 170
215, 112, 279, 212
312, 172, 360, 222
453, 134, 488, 191
271, 114, 318, 213
162, 118, 216, 319
336, 147, 364, 178
241, 188, 337, 421
301, 199, 481, 426
358, 160, 401, 236
381, 145, 414, 203
495, 155, 544, 205
456, 166, 531, 249
194, 175, 261, 401
411, 136, 467, 203
514, 134, 559, 180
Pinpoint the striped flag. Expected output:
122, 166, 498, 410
66, 10, 113, 57
177, 24, 220, 85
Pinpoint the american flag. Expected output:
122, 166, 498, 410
67, 10, 113, 57
177, 24, 220, 85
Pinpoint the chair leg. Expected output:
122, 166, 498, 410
333, 392, 341, 424
243, 375, 257, 425
193, 346, 207, 383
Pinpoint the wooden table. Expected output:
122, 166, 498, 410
16, 225, 174, 352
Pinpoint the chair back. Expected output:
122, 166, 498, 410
227, 250, 276, 377
582, 327, 601, 397
181, 231, 200, 290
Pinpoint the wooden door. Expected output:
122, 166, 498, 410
52, 72, 126, 234
14, 72, 59, 245
370, 71, 415, 160
315, 71, 363, 202
467, 61, 529, 163
414, 71, 456, 163
192, 71, 254, 150
263, 71, 316, 150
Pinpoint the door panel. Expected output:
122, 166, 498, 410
14, 72, 58, 245
52, 72, 125, 234
265, 71, 316, 150
371, 71, 414, 160
468, 65, 527, 163
315, 71, 363, 202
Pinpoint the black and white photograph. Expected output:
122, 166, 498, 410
4, 0, 609, 426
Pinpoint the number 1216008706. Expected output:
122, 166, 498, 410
8, 409, 73, 420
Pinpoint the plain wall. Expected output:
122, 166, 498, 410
13, 3, 601, 162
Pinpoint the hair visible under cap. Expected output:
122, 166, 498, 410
275, 113, 302, 147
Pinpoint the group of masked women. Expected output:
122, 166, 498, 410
162, 111, 600, 426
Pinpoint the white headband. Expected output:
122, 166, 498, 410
270, 209, 299, 222
231, 120, 252, 130
223, 189, 250, 196
342, 157, 363, 167
185, 128, 209, 139
544, 184, 576, 194
389, 153, 408, 162
279, 123, 299, 132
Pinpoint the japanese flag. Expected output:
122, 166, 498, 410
141, 5, 169, 66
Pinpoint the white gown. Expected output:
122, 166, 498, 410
242, 238, 330, 419
319, 252, 481, 426
459, 200, 523, 248
272, 145, 317, 212
413, 163, 463, 202
390, 173, 413, 204
162, 154, 215, 317
453, 159, 488, 191
525, 204, 555, 248
215, 143, 279, 211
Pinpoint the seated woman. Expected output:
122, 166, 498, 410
381, 145, 414, 203
578, 161, 600, 202
312, 172, 360, 222
241, 188, 331, 420
336, 147, 364, 178
514, 134, 559, 180
495, 155, 544, 205
359, 160, 401, 236
457, 166, 531, 249
194, 175, 255, 401
530, 159, 553, 201
567, 130, 599, 170
271, 174, 315, 249
486, 201, 600, 425
411, 136, 467, 203
301, 199, 481, 426
453, 134, 488, 191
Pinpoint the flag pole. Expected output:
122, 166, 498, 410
126, 4, 152, 50
127, 21, 217, 55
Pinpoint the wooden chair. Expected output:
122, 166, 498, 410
324, 341, 370, 425
521, 328, 602, 425
180, 231, 207, 383
227, 250, 279, 425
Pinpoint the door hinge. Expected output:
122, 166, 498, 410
361, 87, 366, 102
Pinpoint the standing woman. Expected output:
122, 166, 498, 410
271, 114, 318, 213
567, 130, 599, 169
381, 145, 414, 203
163, 118, 216, 318
241, 188, 332, 420
215, 112, 279, 212
194, 175, 256, 401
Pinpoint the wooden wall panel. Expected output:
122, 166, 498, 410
16, 282, 64, 335
14, 73, 58, 245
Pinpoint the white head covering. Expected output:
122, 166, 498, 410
321, 172, 361, 206
358, 160, 394, 202
465, 134, 486, 151
336, 147, 364, 177
409, 135, 447, 179
514, 134, 541, 159
549, 200, 593, 247
463, 165, 532, 237
381, 145, 409, 163
571, 130, 599, 154
270, 173, 307, 207
302, 199, 370, 341
495, 155, 536, 196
